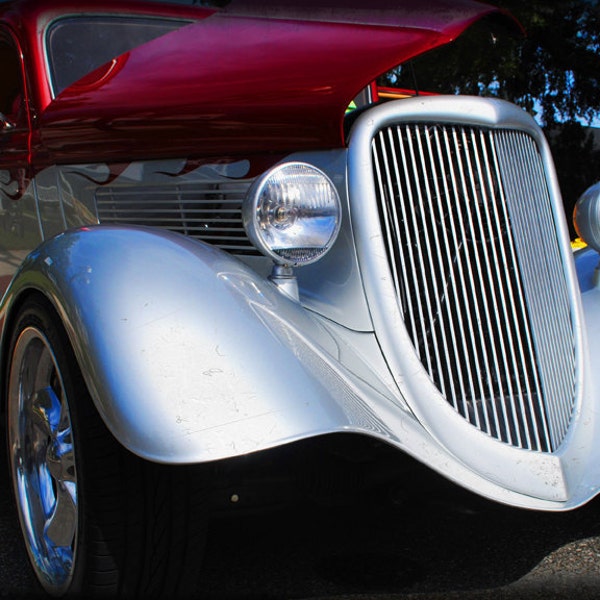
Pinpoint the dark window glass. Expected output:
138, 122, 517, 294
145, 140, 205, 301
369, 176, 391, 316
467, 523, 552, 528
47, 17, 190, 95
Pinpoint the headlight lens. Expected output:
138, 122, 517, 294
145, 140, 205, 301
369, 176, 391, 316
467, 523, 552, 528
243, 162, 342, 267
574, 181, 600, 252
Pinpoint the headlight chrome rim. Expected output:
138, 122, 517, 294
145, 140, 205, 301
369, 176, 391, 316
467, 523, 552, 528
243, 161, 342, 267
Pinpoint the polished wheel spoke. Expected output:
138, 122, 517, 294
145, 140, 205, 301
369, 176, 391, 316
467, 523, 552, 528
44, 483, 77, 548
32, 385, 62, 434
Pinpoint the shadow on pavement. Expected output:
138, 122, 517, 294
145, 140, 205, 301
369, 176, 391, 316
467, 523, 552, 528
1, 437, 599, 599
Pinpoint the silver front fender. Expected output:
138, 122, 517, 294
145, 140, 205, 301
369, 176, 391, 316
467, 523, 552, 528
5, 226, 600, 510
0, 225, 400, 463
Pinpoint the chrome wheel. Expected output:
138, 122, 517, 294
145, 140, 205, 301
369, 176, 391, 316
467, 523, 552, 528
7, 325, 77, 596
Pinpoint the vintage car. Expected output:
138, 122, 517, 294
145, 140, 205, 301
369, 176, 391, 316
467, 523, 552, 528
2, 0, 600, 597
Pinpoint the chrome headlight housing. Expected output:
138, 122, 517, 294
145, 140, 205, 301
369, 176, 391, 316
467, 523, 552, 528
243, 162, 342, 267
574, 181, 600, 252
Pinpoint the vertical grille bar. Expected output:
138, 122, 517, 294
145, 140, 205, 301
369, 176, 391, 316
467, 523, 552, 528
372, 123, 576, 452
494, 130, 577, 450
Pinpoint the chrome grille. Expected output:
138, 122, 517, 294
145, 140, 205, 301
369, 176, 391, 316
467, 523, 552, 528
95, 179, 258, 255
372, 123, 576, 452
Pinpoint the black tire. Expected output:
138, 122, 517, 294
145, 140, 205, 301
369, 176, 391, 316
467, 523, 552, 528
5, 295, 210, 598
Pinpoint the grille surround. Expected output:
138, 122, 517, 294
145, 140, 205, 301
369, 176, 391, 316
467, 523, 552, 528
348, 96, 581, 458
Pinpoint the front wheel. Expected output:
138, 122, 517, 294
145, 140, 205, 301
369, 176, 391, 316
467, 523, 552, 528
6, 296, 209, 598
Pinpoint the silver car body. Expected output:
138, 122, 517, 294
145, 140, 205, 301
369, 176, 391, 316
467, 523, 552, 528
2, 95, 600, 511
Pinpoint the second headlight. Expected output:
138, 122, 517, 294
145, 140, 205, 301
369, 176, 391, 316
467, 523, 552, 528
574, 181, 600, 252
243, 162, 342, 267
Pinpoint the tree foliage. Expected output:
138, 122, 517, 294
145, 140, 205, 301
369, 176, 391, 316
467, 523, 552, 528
380, 0, 600, 235
494, 0, 600, 127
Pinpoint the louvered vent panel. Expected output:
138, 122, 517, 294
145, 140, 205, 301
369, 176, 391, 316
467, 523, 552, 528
96, 180, 258, 255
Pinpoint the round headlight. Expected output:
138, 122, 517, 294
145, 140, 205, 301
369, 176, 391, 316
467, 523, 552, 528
243, 162, 342, 267
574, 181, 600, 252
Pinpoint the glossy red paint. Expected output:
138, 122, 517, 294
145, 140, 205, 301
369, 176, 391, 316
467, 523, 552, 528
0, 0, 212, 116
0, 25, 31, 200
2, 0, 507, 165
39, 22, 438, 162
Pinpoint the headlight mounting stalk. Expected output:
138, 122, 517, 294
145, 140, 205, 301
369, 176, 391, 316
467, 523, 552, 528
268, 264, 299, 301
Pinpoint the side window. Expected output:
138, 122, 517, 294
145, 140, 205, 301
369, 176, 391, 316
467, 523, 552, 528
47, 17, 188, 95
0, 35, 25, 128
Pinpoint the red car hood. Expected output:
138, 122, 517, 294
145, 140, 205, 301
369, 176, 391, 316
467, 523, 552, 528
37, 0, 506, 163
